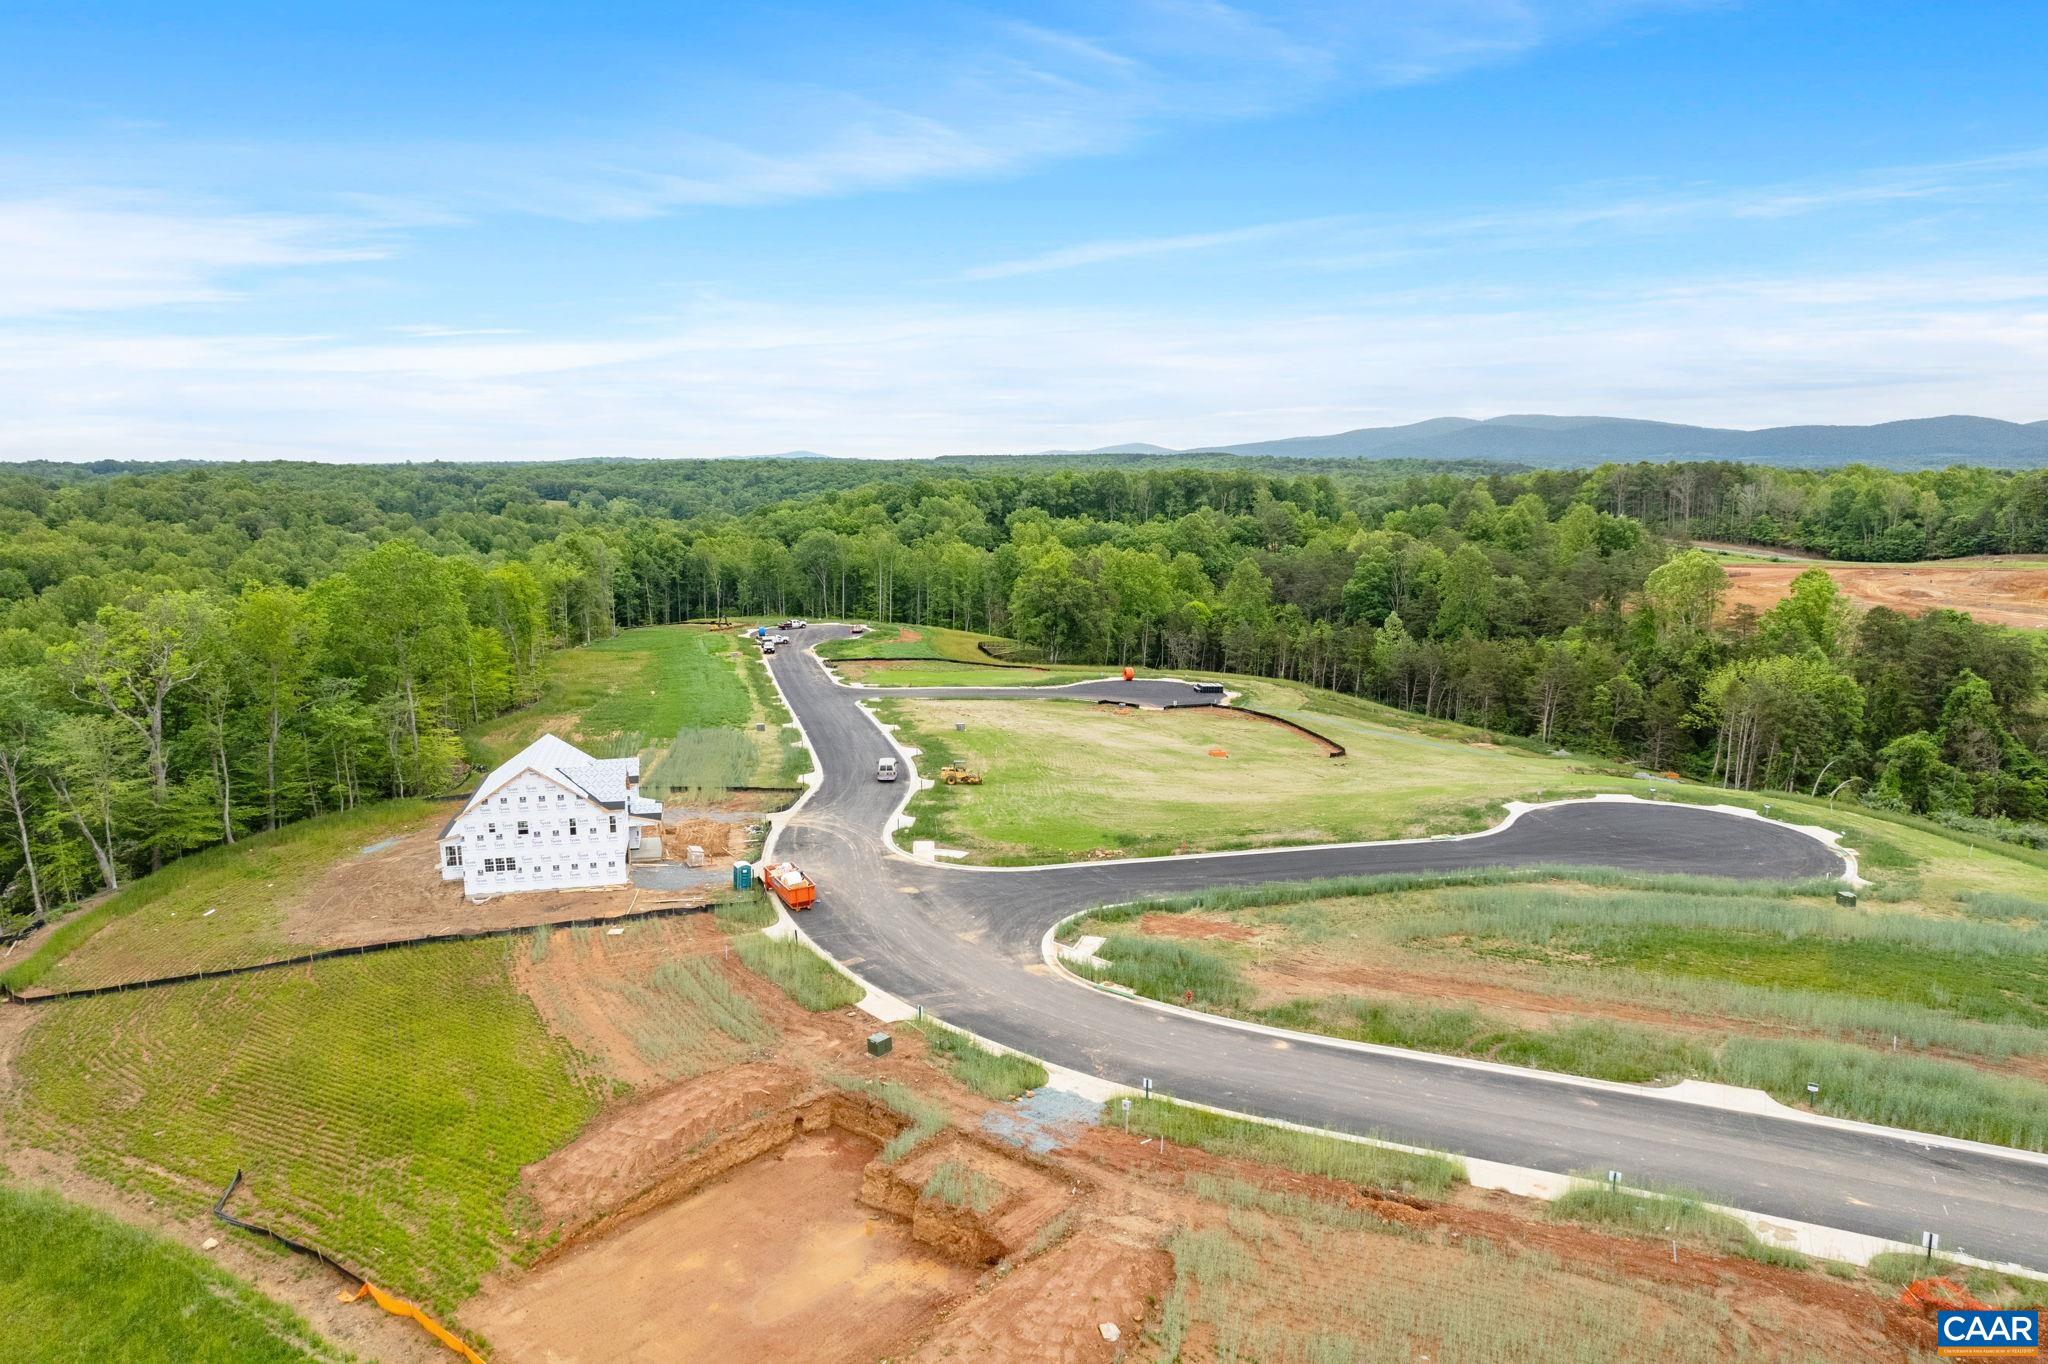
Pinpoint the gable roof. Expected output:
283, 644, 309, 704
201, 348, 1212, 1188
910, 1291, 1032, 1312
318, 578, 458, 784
450, 733, 646, 827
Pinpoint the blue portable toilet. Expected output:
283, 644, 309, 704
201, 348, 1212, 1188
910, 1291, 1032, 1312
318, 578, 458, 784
733, 862, 752, 890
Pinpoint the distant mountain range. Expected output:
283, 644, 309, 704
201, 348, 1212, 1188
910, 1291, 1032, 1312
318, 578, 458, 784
1013, 415, 2048, 471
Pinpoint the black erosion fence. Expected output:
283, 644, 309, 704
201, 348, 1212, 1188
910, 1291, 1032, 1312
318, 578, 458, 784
2, 898, 719, 1007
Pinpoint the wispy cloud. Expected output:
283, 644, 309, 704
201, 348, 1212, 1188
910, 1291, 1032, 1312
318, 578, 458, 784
957, 145, 2048, 281
961, 218, 1343, 280
0, 194, 385, 317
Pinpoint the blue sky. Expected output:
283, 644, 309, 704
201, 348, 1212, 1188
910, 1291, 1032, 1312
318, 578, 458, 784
2, 1, 2044, 461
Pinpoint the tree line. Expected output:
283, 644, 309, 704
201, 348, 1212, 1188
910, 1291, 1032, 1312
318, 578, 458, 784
3, 457, 2043, 927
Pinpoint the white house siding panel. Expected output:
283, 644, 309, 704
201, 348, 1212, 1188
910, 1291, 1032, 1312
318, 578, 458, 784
438, 761, 636, 898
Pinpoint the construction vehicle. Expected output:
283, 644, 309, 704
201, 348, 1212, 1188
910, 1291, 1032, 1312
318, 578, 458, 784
938, 764, 982, 785
763, 862, 816, 911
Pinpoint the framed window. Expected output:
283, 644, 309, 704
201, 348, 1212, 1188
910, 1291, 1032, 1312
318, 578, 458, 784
486, 822, 496, 834
444, 845, 462, 867
608, 816, 618, 834
517, 820, 529, 837
568, 818, 577, 836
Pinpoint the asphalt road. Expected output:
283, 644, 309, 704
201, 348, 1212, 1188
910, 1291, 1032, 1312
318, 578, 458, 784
769, 628, 2048, 1266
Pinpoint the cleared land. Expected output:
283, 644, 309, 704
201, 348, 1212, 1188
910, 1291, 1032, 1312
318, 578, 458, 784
0, 1183, 348, 1364
465, 1129, 974, 1363
1067, 869, 2048, 1148
8, 893, 2021, 1361
876, 692, 1652, 864
1715, 554, 2048, 630
0, 799, 690, 994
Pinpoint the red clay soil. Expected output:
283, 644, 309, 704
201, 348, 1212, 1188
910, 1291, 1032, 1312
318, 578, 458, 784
902, 1233, 1171, 1364
1063, 1123, 1935, 1361
1720, 557, 2048, 630
520, 1061, 812, 1233
466, 1129, 973, 1364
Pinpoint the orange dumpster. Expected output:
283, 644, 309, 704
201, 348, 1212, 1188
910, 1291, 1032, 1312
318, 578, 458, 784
765, 863, 816, 911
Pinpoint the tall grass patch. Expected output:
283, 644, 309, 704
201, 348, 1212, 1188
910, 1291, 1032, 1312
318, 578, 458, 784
1115, 1097, 1462, 1197
922, 1160, 1002, 1214
911, 1019, 1048, 1099
1549, 1183, 1807, 1268
1717, 1038, 2048, 1150
830, 1075, 951, 1162
0, 1183, 346, 1363
732, 934, 863, 1011
642, 726, 754, 798
1076, 934, 1250, 1009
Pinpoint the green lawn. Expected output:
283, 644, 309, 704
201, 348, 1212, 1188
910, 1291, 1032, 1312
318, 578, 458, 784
875, 692, 1653, 864
2, 800, 436, 994
814, 623, 1011, 663
470, 624, 753, 769
1070, 871, 2048, 1149
9, 939, 603, 1318
468, 623, 805, 793
0, 1183, 350, 1364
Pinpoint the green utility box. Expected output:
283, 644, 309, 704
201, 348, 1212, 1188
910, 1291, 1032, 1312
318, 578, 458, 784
866, 1032, 892, 1058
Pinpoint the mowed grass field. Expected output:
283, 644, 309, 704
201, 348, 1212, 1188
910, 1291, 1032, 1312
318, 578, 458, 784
471, 624, 801, 790
0, 1184, 348, 1364
813, 623, 1009, 663
875, 693, 1647, 864
8, 939, 602, 1318
1, 799, 437, 994
1069, 870, 2048, 1149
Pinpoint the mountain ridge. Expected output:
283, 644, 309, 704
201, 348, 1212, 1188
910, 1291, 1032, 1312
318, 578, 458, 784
1173, 414, 2048, 470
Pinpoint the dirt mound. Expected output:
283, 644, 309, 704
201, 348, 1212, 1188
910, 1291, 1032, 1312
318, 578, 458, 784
522, 1061, 811, 1237
903, 1232, 1170, 1364
861, 1130, 1076, 1265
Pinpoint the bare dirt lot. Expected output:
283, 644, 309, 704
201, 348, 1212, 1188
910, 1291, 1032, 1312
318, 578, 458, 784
466, 1129, 975, 1364
1720, 555, 2048, 629
283, 806, 739, 950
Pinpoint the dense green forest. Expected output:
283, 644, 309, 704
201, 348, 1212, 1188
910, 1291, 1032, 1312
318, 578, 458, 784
1, 455, 2043, 928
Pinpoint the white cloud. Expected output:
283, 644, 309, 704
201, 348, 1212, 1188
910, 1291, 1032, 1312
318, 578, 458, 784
961, 219, 1342, 280
0, 195, 384, 316
1, 268, 2042, 463
959, 146, 2048, 282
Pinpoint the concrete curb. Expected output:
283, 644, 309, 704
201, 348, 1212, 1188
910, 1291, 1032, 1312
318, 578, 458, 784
759, 631, 2048, 1278
1137, 1090, 2044, 1278
1037, 910, 2048, 1173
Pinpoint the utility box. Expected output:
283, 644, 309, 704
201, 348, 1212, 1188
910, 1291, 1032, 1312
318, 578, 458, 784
866, 1032, 892, 1058
1836, 889, 1857, 907
686, 844, 706, 868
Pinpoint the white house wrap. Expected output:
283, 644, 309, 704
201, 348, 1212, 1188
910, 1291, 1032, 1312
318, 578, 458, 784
438, 734, 662, 897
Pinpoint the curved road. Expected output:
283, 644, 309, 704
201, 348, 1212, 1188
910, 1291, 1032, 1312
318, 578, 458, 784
767, 628, 2048, 1266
